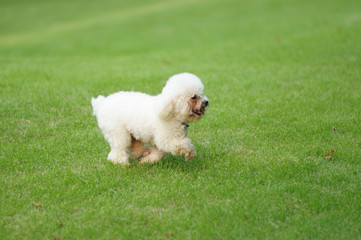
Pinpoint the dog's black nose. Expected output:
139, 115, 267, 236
204, 100, 209, 106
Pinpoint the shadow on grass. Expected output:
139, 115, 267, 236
126, 152, 209, 173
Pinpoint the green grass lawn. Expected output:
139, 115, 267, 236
1, 0, 361, 239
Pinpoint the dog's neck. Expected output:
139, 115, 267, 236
181, 122, 189, 128
181, 122, 189, 136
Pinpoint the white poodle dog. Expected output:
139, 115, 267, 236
91, 73, 209, 165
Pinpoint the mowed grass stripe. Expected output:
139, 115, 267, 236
0, 0, 205, 46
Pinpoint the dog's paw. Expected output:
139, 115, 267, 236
108, 151, 130, 166
185, 149, 196, 161
112, 160, 130, 167
139, 148, 164, 164
142, 147, 151, 157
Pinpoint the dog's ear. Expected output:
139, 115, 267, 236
158, 98, 174, 120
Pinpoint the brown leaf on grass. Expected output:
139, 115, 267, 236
276, 36, 281, 42
56, 221, 63, 227
32, 202, 42, 208
166, 232, 174, 237
332, 126, 338, 133
53, 235, 63, 240
322, 149, 335, 159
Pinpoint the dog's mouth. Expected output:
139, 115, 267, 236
192, 106, 206, 116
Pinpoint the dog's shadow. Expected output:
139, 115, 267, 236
128, 152, 209, 173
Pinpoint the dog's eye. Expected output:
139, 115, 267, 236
191, 95, 197, 100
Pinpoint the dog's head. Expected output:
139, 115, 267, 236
158, 73, 209, 123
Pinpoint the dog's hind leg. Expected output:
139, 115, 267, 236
130, 138, 151, 159
139, 147, 165, 164
104, 128, 131, 166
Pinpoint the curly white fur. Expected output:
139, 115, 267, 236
91, 73, 209, 165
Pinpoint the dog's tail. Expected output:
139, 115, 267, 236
91, 95, 105, 116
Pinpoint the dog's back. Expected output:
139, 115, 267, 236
91, 91, 157, 130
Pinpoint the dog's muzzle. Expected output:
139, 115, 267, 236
194, 99, 209, 116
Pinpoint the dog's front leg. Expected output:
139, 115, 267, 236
168, 138, 196, 161
184, 147, 196, 161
